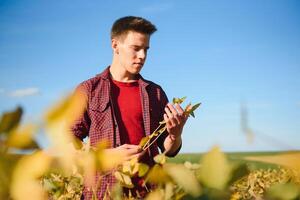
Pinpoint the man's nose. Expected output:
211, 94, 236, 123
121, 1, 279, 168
137, 49, 146, 60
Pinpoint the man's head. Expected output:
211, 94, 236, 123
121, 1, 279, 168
111, 16, 157, 40
110, 16, 157, 78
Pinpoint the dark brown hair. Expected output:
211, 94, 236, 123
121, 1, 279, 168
111, 16, 157, 39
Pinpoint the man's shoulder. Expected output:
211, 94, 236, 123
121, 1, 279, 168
76, 74, 102, 92
77, 67, 110, 92
140, 76, 164, 91
140, 76, 168, 102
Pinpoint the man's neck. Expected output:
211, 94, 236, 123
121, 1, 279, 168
109, 63, 138, 83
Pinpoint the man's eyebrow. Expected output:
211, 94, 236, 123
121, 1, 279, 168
131, 45, 150, 50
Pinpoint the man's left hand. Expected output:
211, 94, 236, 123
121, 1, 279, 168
163, 103, 188, 140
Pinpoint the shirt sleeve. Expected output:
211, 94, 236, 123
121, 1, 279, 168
70, 83, 90, 141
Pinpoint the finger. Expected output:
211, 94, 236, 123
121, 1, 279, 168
136, 151, 146, 161
174, 103, 184, 116
164, 113, 174, 129
164, 113, 175, 132
174, 103, 189, 123
131, 151, 146, 161
165, 107, 178, 126
122, 144, 142, 151
166, 104, 181, 125
126, 146, 142, 155
167, 103, 179, 115
165, 106, 173, 118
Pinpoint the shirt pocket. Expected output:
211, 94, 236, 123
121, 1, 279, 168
88, 97, 112, 141
89, 96, 110, 112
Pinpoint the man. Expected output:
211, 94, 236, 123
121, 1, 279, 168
72, 16, 188, 199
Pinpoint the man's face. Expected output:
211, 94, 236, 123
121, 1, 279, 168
113, 31, 150, 75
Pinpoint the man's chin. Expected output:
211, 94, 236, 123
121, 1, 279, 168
131, 67, 143, 74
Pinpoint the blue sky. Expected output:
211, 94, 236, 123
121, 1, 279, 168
1, 0, 299, 152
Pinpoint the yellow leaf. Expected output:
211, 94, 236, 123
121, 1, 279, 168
0, 106, 22, 134
11, 151, 52, 200
122, 160, 139, 176
145, 189, 164, 200
165, 182, 175, 200
7, 124, 39, 149
139, 136, 150, 148
44, 91, 87, 172
82, 152, 96, 188
198, 146, 231, 190
138, 163, 149, 177
145, 164, 170, 184
185, 103, 201, 118
184, 161, 201, 170
122, 161, 132, 174
184, 103, 192, 114
96, 145, 124, 171
172, 97, 187, 104
164, 163, 202, 197
154, 154, 166, 165
114, 171, 134, 188
44, 89, 86, 126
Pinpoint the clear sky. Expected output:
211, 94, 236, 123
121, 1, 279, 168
1, 0, 299, 153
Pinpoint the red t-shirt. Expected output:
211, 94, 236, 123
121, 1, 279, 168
111, 79, 145, 145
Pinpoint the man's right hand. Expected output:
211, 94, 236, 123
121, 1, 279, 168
105, 144, 146, 162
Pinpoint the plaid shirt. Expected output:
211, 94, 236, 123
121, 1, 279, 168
71, 67, 179, 199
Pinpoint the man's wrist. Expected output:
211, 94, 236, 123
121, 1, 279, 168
168, 134, 181, 142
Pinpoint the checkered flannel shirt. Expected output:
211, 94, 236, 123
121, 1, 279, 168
71, 67, 180, 199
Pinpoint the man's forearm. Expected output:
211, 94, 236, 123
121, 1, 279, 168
163, 135, 182, 157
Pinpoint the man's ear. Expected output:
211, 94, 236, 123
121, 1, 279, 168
111, 38, 119, 54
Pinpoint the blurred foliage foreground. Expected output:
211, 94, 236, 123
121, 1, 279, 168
0, 92, 300, 200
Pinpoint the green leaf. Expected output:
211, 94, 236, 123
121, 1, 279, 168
197, 146, 231, 190
266, 183, 300, 200
0, 106, 23, 134
42, 179, 56, 191
154, 154, 166, 165
138, 163, 149, 177
227, 163, 250, 186
172, 97, 186, 104
190, 112, 195, 118
185, 103, 201, 118
191, 103, 201, 112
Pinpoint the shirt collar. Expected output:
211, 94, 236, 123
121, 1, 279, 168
98, 66, 150, 88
